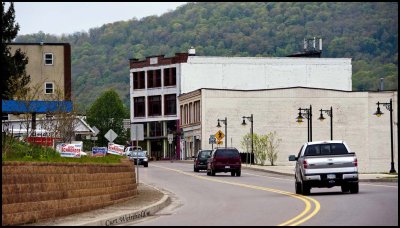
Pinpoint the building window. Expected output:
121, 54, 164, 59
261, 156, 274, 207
184, 104, 188, 125
163, 67, 176, 87
147, 69, 161, 88
44, 53, 53, 65
45, 82, 54, 94
148, 95, 161, 116
180, 105, 184, 125
133, 71, 145, 89
134, 97, 145, 117
164, 94, 177, 116
189, 102, 193, 124
194, 101, 200, 123
149, 121, 162, 137
167, 120, 177, 134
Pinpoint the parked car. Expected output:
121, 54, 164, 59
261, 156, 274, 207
289, 140, 358, 195
193, 150, 212, 172
207, 147, 241, 176
127, 150, 149, 167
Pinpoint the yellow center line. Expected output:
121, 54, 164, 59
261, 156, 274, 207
152, 164, 321, 226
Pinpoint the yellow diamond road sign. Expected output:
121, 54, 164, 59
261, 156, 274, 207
215, 130, 225, 141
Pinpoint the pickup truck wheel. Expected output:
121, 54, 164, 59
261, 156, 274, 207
144, 163, 148, 167
236, 170, 241, 177
301, 179, 310, 195
295, 181, 302, 194
231, 172, 235, 176
349, 182, 359, 194
341, 184, 350, 193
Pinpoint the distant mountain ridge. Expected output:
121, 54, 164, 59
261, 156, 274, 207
15, 2, 398, 112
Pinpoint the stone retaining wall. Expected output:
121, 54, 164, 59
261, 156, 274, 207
2, 159, 137, 226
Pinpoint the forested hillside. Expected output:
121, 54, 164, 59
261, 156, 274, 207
15, 2, 398, 112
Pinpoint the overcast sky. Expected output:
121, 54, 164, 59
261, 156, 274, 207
10, 2, 187, 36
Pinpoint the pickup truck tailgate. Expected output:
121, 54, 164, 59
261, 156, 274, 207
304, 155, 357, 175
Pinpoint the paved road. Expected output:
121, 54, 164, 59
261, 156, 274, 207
129, 161, 398, 226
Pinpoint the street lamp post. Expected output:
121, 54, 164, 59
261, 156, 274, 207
373, 99, 396, 173
242, 114, 253, 165
217, 117, 227, 149
296, 105, 312, 142
318, 106, 333, 140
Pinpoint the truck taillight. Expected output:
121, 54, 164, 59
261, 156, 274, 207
303, 160, 308, 169
354, 158, 358, 167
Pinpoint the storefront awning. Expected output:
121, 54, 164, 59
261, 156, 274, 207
2, 100, 73, 113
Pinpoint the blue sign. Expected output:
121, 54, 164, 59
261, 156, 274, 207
209, 135, 216, 144
92, 147, 107, 157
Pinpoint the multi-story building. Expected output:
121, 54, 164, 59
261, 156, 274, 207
3, 42, 72, 121
129, 49, 352, 159
7, 43, 71, 101
2, 43, 75, 143
178, 88, 397, 173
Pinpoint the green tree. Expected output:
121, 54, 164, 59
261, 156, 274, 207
1, 2, 30, 100
241, 133, 268, 165
85, 89, 128, 147
241, 131, 282, 165
265, 131, 282, 166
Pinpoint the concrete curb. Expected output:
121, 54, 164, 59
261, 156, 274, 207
359, 178, 398, 183
242, 166, 295, 177
81, 184, 171, 226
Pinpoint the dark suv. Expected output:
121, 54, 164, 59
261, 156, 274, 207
207, 148, 241, 176
194, 150, 212, 172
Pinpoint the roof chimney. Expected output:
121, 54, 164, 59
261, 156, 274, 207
379, 77, 384, 91
188, 47, 196, 56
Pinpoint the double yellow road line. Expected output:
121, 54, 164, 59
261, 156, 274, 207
153, 164, 320, 226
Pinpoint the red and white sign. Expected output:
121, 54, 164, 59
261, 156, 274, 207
107, 143, 125, 156
56, 142, 82, 158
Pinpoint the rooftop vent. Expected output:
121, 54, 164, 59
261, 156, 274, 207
188, 47, 196, 56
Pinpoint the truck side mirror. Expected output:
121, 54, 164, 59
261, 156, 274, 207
288, 155, 297, 161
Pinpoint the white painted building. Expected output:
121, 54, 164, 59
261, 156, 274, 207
181, 57, 352, 93
178, 88, 397, 173
129, 51, 352, 159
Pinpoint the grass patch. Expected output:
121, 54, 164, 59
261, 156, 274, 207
2, 135, 122, 164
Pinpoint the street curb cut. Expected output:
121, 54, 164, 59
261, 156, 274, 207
81, 184, 171, 226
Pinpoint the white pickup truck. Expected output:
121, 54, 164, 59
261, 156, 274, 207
124, 146, 149, 167
289, 140, 358, 195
